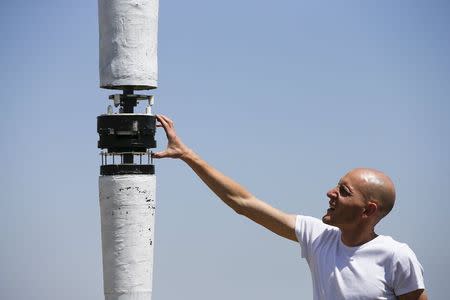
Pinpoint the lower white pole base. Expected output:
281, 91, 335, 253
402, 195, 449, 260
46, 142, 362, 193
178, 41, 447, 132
99, 175, 156, 300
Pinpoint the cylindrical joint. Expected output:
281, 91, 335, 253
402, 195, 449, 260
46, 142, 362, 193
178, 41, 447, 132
98, 0, 159, 90
99, 175, 156, 300
97, 114, 157, 153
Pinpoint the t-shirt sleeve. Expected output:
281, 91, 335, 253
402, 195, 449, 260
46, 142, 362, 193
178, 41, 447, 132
295, 215, 330, 259
392, 244, 425, 296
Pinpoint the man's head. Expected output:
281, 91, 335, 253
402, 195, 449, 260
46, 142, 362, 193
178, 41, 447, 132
322, 168, 396, 229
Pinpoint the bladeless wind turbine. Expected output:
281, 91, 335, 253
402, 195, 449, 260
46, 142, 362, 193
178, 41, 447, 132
96, 1, 159, 299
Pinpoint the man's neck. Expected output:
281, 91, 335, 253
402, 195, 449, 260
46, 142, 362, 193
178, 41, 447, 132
340, 226, 378, 247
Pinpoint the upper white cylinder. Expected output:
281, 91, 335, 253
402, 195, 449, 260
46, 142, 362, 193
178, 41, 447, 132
98, 0, 159, 90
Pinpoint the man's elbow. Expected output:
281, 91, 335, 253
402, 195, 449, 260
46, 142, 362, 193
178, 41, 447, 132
228, 195, 252, 216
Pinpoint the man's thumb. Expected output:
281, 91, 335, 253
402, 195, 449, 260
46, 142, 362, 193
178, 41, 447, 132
152, 151, 168, 159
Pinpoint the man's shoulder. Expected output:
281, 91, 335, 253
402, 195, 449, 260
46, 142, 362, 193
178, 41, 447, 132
295, 215, 341, 257
376, 234, 410, 247
295, 215, 340, 237
375, 236, 425, 295
373, 235, 418, 260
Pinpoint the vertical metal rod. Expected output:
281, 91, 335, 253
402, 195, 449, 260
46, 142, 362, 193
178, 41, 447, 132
140, 154, 142, 164
123, 154, 133, 164
112, 154, 115, 165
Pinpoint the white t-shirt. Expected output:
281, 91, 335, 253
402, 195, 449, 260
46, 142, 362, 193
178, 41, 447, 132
295, 215, 425, 300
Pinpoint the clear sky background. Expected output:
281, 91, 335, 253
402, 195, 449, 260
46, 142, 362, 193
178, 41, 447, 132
1, 0, 449, 299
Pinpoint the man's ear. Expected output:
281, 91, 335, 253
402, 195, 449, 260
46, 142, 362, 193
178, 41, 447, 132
363, 202, 378, 218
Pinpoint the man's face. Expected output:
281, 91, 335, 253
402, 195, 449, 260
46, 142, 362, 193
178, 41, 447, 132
322, 171, 368, 229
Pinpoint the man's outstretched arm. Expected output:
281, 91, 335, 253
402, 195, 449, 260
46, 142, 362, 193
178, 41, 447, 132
153, 115, 297, 242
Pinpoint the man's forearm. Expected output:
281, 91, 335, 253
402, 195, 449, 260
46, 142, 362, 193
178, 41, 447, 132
181, 148, 251, 214
154, 114, 297, 241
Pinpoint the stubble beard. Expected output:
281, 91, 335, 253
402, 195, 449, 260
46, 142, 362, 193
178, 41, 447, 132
322, 213, 332, 225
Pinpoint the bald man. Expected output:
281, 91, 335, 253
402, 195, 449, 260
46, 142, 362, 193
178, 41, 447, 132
153, 115, 427, 300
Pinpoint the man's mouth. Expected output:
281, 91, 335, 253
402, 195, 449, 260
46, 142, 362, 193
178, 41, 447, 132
327, 199, 336, 212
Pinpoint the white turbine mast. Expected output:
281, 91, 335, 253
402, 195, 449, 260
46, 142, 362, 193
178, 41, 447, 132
97, 1, 159, 299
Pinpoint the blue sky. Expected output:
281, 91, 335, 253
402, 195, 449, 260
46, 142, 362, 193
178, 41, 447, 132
1, 1, 449, 299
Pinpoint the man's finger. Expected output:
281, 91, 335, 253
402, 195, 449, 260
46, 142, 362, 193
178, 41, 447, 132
158, 115, 174, 128
156, 115, 168, 128
157, 115, 172, 130
156, 115, 174, 138
152, 151, 168, 159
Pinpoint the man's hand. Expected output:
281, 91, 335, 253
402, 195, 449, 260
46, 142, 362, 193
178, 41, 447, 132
152, 115, 190, 159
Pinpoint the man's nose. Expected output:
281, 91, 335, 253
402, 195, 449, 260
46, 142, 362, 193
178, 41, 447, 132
327, 188, 337, 198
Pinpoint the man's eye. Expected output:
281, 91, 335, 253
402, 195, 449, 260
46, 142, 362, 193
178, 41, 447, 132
339, 186, 350, 196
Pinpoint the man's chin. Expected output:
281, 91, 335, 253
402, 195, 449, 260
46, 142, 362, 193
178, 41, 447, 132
322, 214, 333, 225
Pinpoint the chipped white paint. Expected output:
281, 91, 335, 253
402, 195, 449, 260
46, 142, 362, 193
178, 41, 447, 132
98, 0, 159, 89
99, 175, 156, 300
